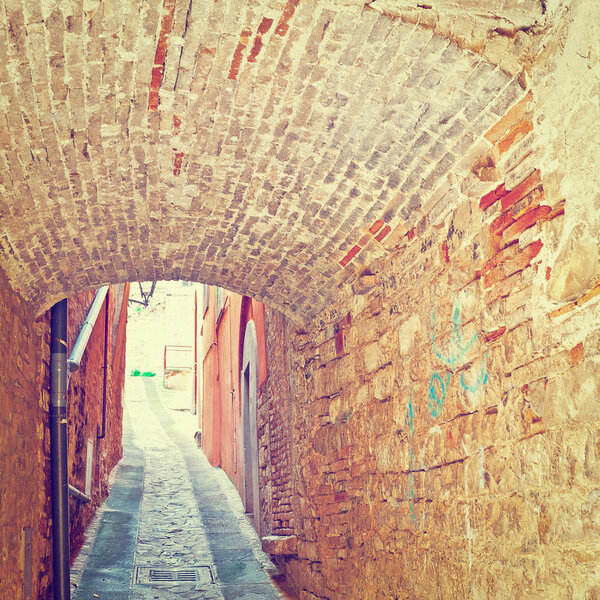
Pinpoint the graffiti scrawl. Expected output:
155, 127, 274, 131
404, 296, 490, 528
428, 296, 488, 418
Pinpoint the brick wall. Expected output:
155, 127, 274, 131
67, 284, 129, 558
0, 278, 128, 600
272, 90, 600, 599
260, 308, 296, 536
0, 269, 51, 600
0, 2, 530, 326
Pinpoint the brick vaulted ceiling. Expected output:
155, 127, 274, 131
0, 0, 539, 323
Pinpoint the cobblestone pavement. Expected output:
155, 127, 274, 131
72, 376, 287, 600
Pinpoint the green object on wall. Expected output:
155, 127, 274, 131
130, 369, 155, 377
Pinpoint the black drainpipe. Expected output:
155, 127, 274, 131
50, 299, 70, 600
97, 294, 109, 440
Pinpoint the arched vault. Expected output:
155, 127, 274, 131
0, 0, 531, 323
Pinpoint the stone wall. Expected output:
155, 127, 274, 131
270, 27, 600, 597
0, 278, 128, 600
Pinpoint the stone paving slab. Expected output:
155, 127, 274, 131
72, 376, 288, 600
72, 405, 144, 600
220, 583, 285, 600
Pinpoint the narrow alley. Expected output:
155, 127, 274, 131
71, 374, 288, 600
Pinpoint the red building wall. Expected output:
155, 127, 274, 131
201, 288, 268, 507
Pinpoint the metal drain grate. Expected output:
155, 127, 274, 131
151, 569, 198, 582
134, 566, 214, 585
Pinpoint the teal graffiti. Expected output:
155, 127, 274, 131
428, 297, 488, 418
403, 295, 490, 527
460, 359, 489, 393
431, 297, 478, 371
428, 372, 451, 418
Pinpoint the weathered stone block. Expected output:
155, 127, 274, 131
363, 340, 388, 374
547, 223, 600, 303
262, 534, 298, 556
373, 364, 395, 400
545, 360, 600, 426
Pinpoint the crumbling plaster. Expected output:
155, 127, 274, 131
520, 0, 600, 351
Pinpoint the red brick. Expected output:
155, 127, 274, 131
369, 219, 384, 235
502, 239, 543, 277
510, 187, 545, 222
173, 152, 184, 176
440, 239, 450, 263
147, 0, 176, 111
500, 170, 541, 212
570, 342, 584, 366
248, 18, 273, 62
173, 115, 181, 134
375, 224, 391, 242
484, 326, 507, 343
502, 205, 552, 242
148, 66, 163, 111
248, 37, 264, 62
275, 0, 300, 36
479, 183, 508, 210
339, 245, 361, 267
490, 211, 514, 236
543, 200, 566, 221
228, 28, 252, 80
258, 16, 274, 35
497, 116, 533, 155
153, 22, 171, 65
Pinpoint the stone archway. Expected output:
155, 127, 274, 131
0, 1, 528, 324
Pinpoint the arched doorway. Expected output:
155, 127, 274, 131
241, 320, 260, 534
